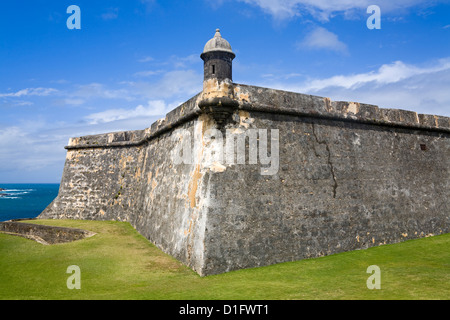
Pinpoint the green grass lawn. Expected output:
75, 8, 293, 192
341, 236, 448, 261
0, 219, 449, 300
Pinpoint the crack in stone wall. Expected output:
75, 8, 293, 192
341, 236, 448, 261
311, 122, 338, 198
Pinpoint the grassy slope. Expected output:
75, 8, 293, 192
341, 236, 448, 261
0, 219, 448, 300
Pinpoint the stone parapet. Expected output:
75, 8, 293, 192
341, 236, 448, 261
234, 84, 450, 133
65, 84, 450, 151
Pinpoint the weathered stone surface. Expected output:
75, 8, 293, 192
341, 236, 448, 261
201, 111, 449, 274
40, 83, 450, 276
42, 113, 216, 274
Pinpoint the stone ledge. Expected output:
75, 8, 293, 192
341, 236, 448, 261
0, 221, 96, 245
0, 231, 50, 245
235, 84, 450, 133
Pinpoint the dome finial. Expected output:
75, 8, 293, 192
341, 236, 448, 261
202, 29, 234, 56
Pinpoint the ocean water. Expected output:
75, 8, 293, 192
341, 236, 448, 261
0, 184, 60, 222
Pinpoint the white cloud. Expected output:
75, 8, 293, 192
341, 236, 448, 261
156, 69, 202, 96
0, 87, 58, 98
101, 8, 119, 20
84, 100, 179, 124
51, 98, 86, 106
237, 0, 446, 21
0, 124, 67, 182
258, 57, 450, 117
138, 56, 155, 63
67, 65, 201, 104
133, 70, 162, 77
14, 101, 34, 106
146, 54, 201, 69
50, 79, 70, 84
70, 83, 135, 101
239, 0, 301, 20
171, 54, 199, 68
298, 58, 450, 92
298, 27, 348, 54
126, 69, 202, 100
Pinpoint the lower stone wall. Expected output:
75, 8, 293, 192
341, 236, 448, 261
0, 221, 96, 244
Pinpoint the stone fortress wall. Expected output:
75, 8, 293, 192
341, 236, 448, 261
40, 82, 450, 275
39, 30, 450, 276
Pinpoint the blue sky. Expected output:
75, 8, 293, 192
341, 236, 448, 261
0, 0, 449, 183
